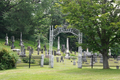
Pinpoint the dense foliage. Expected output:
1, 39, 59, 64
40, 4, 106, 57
0, 48, 18, 70
60, 0, 120, 69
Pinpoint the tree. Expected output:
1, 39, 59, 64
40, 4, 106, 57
60, 0, 120, 69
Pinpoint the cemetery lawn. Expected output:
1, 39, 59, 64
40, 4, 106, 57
0, 64, 120, 80
0, 39, 120, 80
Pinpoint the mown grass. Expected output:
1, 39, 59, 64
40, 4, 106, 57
0, 39, 120, 80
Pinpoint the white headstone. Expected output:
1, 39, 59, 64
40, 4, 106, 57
41, 54, 44, 67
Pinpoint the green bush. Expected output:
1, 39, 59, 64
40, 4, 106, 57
0, 48, 18, 70
44, 58, 49, 65
22, 57, 35, 64
39, 58, 49, 65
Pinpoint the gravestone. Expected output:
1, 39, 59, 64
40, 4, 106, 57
31, 48, 33, 54
56, 37, 61, 55
41, 54, 44, 67
117, 56, 120, 61
27, 46, 31, 50
44, 43, 47, 51
82, 51, 87, 62
37, 40, 40, 55
9, 42, 11, 46
60, 56, 64, 62
93, 53, 97, 63
56, 57, 59, 62
45, 49, 47, 55
20, 45, 26, 57
11, 36, 15, 49
65, 38, 70, 58
54, 51, 56, 56
5, 33, 9, 45
61, 44, 66, 53
99, 56, 103, 63
41, 49, 43, 54
74, 51, 76, 55
73, 60, 76, 65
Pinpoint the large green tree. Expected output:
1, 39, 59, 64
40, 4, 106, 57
60, 0, 120, 69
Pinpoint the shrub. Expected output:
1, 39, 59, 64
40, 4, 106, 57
0, 48, 18, 70
22, 57, 35, 64
39, 58, 49, 65
44, 58, 49, 65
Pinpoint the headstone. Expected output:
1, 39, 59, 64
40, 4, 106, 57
37, 40, 40, 55
9, 42, 11, 46
82, 51, 87, 62
45, 50, 47, 55
93, 54, 97, 63
117, 56, 120, 61
65, 38, 70, 58
54, 51, 56, 56
56, 37, 61, 55
41, 49, 43, 54
20, 45, 26, 57
99, 56, 103, 63
56, 57, 59, 62
44, 43, 47, 51
41, 54, 44, 67
27, 46, 31, 50
60, 56, 64, 62
73, 60, 76, 65
5, 33, 9, 45
11, 36, 15, 49
61, 44, 66, 53
74, 51, 76, 55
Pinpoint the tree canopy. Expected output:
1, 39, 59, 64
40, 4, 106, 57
60, 0, 120, 69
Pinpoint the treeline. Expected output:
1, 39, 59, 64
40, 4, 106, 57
0, 0, 78, 51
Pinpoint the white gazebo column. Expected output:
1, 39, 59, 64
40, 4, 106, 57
65, 38, 70, 58
49, 26, 54, 68
78, 33, 82, 68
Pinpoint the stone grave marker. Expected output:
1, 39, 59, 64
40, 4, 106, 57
41, 49, 43, 54
56, 57, 59, 62
27, 46, 31, 50
41, 54, 44, 67
99, 56, 103, 63
44, 43, 47, 51
11, 36, 15, 49
5, 33, 9, 45
37, 40, 40, 55
60, 56, 64, 62
54, 51, 56, 56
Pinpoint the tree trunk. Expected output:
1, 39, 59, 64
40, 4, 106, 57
102, 53, 109, 69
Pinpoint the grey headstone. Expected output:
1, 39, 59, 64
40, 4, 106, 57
56, 57, 59, 62
41, 54, 44, 67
